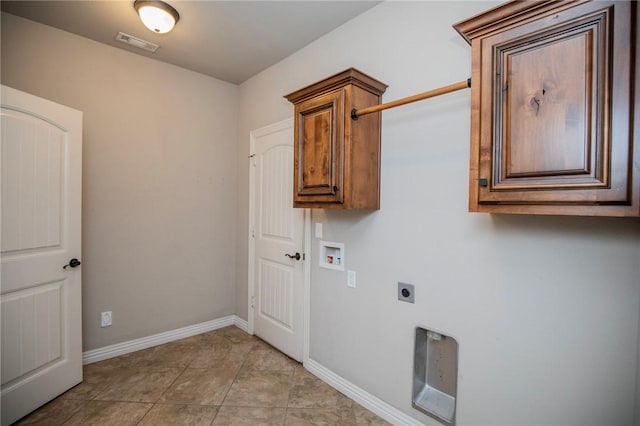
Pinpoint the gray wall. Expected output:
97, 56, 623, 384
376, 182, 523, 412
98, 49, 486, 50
236, 2, 640, 425
1, 13, 239, 351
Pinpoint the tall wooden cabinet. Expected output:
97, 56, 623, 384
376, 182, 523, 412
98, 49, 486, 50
285, 68, 387, 209
455, 0, 639, 216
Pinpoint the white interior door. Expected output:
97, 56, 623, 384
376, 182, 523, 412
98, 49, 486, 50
249, 119, 305, 362
1, 85, 83, 426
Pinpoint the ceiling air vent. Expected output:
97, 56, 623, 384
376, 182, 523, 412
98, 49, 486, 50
115, 32, 159, 53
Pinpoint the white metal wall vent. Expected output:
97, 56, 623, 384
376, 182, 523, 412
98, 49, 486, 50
115, 32, 159, 52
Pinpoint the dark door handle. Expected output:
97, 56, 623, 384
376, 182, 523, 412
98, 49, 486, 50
285, 252, 301, 261
63, 258, 82, 269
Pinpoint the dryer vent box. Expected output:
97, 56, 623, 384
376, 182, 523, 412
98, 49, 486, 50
413, 327, 458, 425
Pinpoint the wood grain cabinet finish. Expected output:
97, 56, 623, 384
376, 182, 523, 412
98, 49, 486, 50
455, 0, 640, 216
285, 69, 387, 209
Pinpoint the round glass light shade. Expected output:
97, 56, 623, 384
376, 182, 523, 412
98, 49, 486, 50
134, 1, 179, 34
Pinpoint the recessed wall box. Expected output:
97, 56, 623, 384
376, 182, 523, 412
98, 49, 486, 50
413, 327, 458, 425
319, 241, 344, 271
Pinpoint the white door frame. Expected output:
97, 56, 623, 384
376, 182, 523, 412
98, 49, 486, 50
247, 118, 311, 364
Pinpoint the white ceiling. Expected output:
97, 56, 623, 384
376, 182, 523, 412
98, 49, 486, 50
1, 1, 379, 84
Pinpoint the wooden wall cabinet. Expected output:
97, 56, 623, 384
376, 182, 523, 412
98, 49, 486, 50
455, 0, 639, 216
285, 68, 387, 209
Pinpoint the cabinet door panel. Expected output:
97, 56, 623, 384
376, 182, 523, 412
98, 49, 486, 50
505, 34, 590, 178
485, 4, 616, 199
294, 90, 343, 204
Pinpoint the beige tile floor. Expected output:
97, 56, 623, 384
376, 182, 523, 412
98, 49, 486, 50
15, 326, 391, 425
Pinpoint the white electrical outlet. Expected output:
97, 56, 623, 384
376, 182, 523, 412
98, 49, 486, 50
101, 311, 112, 327
315, 223, 323, 238
347, 270, 356, 288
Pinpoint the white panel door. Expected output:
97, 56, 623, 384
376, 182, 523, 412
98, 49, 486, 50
1, 85, 83, 426
249, 119, 305, 361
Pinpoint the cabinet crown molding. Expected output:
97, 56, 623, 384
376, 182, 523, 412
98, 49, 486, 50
453, 0, 589, 44
285, 68, 387, 105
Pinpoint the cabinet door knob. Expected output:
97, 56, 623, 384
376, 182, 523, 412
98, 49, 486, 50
479, 178, 488, 187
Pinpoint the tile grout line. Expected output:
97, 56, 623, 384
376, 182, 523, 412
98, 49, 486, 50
209, 332, 252, 425
133, 341, 199, 425
133, 402, 155, 426
136, 364, 188, 425
282, 362, 298, 426
57, 398, 91, 425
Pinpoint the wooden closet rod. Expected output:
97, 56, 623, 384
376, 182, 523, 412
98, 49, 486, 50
351, 78, 471, 120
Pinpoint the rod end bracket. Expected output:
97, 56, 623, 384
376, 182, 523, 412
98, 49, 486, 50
351, 108, 359, 121
467, 78, 471, 88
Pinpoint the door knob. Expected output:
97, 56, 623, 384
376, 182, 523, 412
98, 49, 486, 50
63, 258, 82, 269
285, 252, 301, 261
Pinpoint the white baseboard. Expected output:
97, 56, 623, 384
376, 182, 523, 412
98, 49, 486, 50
83, 315, 245, 365
304, 358, 424, 426
234, 316, 249, 333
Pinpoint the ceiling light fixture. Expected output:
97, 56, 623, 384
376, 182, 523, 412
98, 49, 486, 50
134, 0, 180, 34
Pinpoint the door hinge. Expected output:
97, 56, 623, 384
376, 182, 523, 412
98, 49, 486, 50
251, 296, 255, 309
251, 226, 255, 238
303, 253, 306, 261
